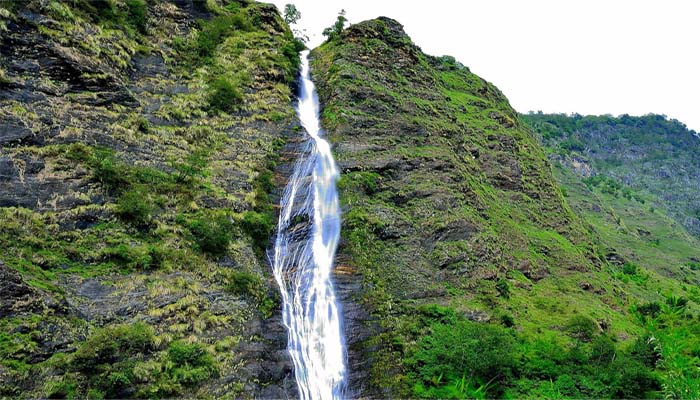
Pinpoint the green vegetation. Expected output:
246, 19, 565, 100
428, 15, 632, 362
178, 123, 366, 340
0, 0, 302, 396
41, 323, 218, 398
523, 112, 700, 238
208, 76, 244, 113
312, 17, 700, 399
184, 211, 234, 256
194, 13, 253, 59
402, 304, 677, 399
322, 9, 347, 41
116, 186, 156, 225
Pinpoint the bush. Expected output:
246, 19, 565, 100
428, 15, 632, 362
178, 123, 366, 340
495, 278, 510, 298
72, 322, 155, 372
102, 243, 164, 271
240, 211, 274, 250
409, 320, 516, 397
125, 0, 147, 33
187, 213, 234, 256
116, 186, 155, 224
225, 271, 261, 297
610, 358, 660, 398
565, 315, 597, 341
167, 341, 217, 386
630, 334, 661, 367
195, 14, 253, 58
416, 304, 457, 325
622, 262, 639, 275
636, 301, 662, 318
589, 335, 616, 364
208, 77, 243, 113
500, 313, 515, 327
92, 152, 132, 190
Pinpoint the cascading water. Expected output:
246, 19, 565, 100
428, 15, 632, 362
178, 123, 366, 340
272, 50, 347, 400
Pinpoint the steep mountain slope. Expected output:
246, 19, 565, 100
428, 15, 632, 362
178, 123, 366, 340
0, 1, 301, 397
312, 18, 700, 398
523, 113, 700, 237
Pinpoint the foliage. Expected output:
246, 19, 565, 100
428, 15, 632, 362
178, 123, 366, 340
185, 212, 235, 256
240, 211, 274, 252
71, 322, 155, 372
195, 14, 253, 59
322, 9, 347, 41
409, 319, 516, 398
564, 315, 598, 341
125, 0, 147, 34
207, 77, 244, 113
283, 4, 300, 25
165, 341, 217, 386
116, 185, 156, 225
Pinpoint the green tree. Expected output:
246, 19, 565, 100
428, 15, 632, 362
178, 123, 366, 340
283, 4, 301, 24
322, 9, 347, 41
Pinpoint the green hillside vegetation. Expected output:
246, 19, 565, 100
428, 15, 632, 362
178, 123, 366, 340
0, 0, 299, 397
312, 18, 700, 398
523, 113, 700, 238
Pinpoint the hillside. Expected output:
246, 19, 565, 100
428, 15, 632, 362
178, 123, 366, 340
1, 2, 699, 399
523, 113, 700, 237
312, 18, 700, 398
0, 0, 301, 397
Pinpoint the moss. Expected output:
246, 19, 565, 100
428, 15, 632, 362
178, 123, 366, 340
72, 322, 155, 370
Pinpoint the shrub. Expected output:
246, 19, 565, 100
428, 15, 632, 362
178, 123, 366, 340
167, 341, 217, 386
636, 301, 662, 318
208, 77, 243, 113
102, 243, 161, 271
125, 0, 147, 33
416, 304, 456, 325
225, 271, 261, 297
630, 334, 661, 367
495, 278, 510, 298
409, 320, 516, 397
92, 152, 132, 190
589, 335, 616, 364
187, 212, 234, 256
116, 186, 155, 224
610, 358, 660, 398
500, 313, 515, 327
622, 262, 639, 275
72, 322, 155, 371
565, 315, 597, 341
240, 211, 274, 250
195, 14, 253, 59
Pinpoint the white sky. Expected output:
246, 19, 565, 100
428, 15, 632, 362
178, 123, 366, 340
269, 0, 700, 132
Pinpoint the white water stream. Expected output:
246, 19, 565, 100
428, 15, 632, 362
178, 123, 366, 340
271, 50, 347, 400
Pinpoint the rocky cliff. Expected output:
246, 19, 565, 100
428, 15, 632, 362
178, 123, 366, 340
0, 0, 300, 397
2, 3, 699, 399
312, 18, 699, 398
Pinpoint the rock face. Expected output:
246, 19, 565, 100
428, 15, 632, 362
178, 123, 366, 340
0, 1, 299, 397
311, 18, 607, 397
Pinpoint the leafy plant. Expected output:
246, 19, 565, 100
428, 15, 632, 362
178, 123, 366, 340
564, 315, 598, 341
322, 9, 347, 41
208, 77, 244, 113
186, 212, 234, 256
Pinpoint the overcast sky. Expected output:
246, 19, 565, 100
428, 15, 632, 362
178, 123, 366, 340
269, 0, 700, 132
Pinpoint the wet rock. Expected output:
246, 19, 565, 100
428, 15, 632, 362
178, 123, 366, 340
0, 261, 43, 317
0, 117, 34, 145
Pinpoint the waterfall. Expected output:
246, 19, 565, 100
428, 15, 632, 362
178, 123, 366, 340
272, 50, 347, 400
